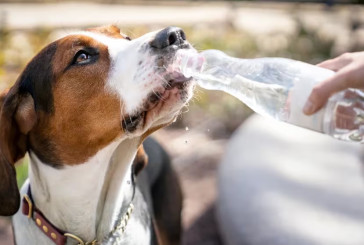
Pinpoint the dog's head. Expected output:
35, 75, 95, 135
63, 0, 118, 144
0, 25, 195, 215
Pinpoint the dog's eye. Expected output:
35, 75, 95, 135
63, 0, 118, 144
125, 36, 131, 41
73, 51, 91, 65
76, 52, 89, 63
72, 48, 99, 66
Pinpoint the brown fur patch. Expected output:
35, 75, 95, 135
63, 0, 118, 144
15, 95, 37, 134
87, 25, 127, 39
29, 34, 124, 165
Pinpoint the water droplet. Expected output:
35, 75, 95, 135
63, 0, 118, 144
185, 126, 189, 131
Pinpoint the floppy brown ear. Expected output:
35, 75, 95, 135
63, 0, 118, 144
0, 86, 37, 216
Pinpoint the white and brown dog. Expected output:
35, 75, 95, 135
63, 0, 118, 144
0, 25, 195, 245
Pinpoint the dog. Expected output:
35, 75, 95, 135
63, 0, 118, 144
0, 25, 195, 245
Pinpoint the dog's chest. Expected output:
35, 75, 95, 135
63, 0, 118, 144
112, 217, 151, 245
103, 187, 153, 245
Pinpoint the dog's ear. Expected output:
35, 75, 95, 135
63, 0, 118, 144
0, 86, 37, 216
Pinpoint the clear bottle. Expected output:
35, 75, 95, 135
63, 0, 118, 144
176, 49, 364, 143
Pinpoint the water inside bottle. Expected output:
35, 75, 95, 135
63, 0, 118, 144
174, 49, 364, 143
175, 49, 330, 131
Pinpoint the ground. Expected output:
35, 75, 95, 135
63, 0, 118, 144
154, 127, 227, 245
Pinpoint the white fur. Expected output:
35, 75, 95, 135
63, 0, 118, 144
28, 139, 122, 240
78, 31, 161, 115
117, 212, 151, 245
13, 136, 147, 245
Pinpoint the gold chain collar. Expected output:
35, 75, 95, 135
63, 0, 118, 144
64, 203, 135, 245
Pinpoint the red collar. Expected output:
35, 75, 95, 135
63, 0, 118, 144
22, 185, 135, 245
22, 187, 72, 245
22, 187, 99, 245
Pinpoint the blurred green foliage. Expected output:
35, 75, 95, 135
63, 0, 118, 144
16, 157, 29, 188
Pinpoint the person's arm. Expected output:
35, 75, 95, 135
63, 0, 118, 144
303, 52, 364, 115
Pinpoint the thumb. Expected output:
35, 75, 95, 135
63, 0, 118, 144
303, 72, 348, 115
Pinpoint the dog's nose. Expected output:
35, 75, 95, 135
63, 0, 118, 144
150, 27, 187, 49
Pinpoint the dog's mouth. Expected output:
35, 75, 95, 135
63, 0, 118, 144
121, 73, 193, 135
165, 71, 193, 89
121, 48, 195, 134
121, 111, 146, 133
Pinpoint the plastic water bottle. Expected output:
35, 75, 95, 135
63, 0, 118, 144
175, 49, 364, 143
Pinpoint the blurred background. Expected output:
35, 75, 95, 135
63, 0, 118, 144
0, 0, 364, 244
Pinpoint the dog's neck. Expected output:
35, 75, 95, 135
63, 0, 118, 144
28, 137, 140, 242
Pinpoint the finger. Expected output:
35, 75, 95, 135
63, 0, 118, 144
303, 71, 349, 115
317, 55, 351, 72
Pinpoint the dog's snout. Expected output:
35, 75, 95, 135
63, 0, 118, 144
151, 27, 187, 49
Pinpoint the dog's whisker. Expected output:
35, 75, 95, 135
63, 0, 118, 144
120, 101, 128, 130
151, 88, 161, 99
151, 88, 169, 103
155, 74, 171, 89
120, 102, 132, 132
153, 65, 167, 72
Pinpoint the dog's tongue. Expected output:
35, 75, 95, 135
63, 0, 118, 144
170, 72, 190, 83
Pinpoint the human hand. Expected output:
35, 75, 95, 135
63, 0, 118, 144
303, 52, 364, 115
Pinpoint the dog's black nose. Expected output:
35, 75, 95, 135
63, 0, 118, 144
150, 27, 187, 49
